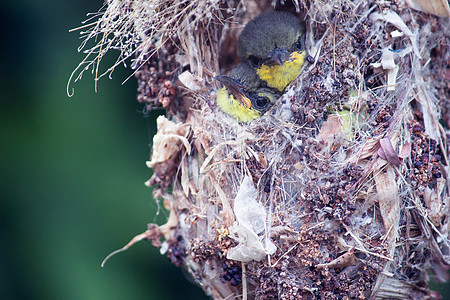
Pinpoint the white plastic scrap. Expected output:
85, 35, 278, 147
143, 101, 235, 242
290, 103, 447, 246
370, 10, 418, 91
390, 30, 404, 38
380, 47, 413, 92
370, 10, 421, 58
371, 48, 399, 91
227, 176, 276, 262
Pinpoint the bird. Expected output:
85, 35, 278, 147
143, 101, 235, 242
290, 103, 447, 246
215, 62, 281, 123
215, 11, 306, 122
237, 11, 307, 92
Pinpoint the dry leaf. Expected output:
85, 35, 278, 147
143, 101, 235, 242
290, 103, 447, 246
406, 0, 450, 17
147, 116, 191, 167
178, 70, 205, 91
317, 248, 356, 269
377, 138, 411, 166
317, 114, 344, 141
423, 178, 446, 227
374, 161, 400, 247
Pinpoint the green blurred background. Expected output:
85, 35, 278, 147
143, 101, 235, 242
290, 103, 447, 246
0, 1, 207, 299
0, 1, 448, 299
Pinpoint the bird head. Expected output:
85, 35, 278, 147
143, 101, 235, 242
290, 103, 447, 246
237, 11, 307, 92
214, 73, 280, 122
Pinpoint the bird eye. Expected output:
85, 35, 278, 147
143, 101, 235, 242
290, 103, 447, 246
255, 96, 270, 109
248, 55, 261, 66
295, 36, 303, 50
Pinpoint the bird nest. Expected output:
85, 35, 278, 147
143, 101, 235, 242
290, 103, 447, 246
73, 0, 450, 299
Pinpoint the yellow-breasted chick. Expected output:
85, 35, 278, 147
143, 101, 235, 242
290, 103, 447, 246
215, 62, 281, 123
238, 11, 307, 92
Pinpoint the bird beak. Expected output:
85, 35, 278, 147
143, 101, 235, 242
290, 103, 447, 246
214, 76, 252, 109
265, 48, 291, 66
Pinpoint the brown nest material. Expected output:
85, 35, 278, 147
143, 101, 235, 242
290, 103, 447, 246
75, 0, 450, 299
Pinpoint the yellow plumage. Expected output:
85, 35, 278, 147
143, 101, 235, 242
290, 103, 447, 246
216, 88, 261, 122
256, 51, 306, 92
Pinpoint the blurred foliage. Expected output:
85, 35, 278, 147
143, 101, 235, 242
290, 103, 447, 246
0, 1, 207, 299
